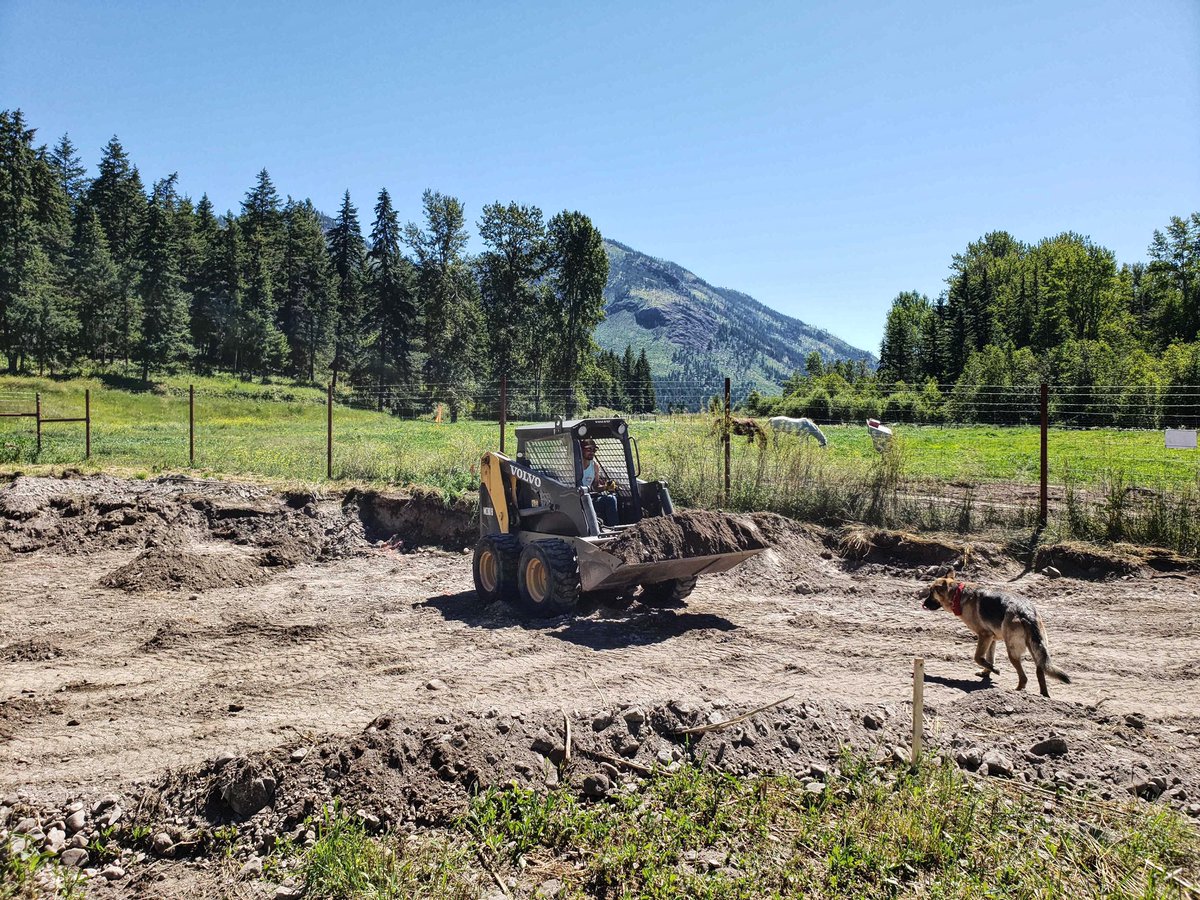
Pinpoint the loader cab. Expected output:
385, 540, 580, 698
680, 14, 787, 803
515, 418, 643, 527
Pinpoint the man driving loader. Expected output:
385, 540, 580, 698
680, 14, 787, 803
579, 438, 619, 527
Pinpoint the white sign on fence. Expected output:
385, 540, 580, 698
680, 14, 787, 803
1165, 428, 1198, 450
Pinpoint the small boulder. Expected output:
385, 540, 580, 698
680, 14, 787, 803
982, 750, 1014, 778
621, 707, 646, 731
582, 773, 610, 798
238, 857, 264, 880
862, 712, 884, 731
955, 747, 983, 772
150, 831, 174, 857
100, 864, 126, 881
60, 848, 89, 868
65, 809, 85, 834
426, 679, 446, 691
290, 747, 309, 763
1030, 736, 1068, 757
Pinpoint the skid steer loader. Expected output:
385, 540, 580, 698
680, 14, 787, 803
474, 417, 763, 616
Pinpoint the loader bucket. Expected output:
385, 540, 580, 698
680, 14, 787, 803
573, 539, 763, 592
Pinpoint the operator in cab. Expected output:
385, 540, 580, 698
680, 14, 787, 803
579, 438, 619, 527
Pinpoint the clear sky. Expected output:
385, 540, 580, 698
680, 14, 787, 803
2, 0, 1198, 354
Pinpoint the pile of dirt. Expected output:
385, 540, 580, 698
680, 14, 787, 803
101, 546, 266, 592
7, 693, 1196, 870
605, 510, 768, 566
1, 639, 63, 662
0, 474, 370, 567
838, 525, 971, 568
1035, 542, 1141, 579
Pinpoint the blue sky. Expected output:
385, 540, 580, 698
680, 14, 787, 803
2, 0, 1198, 354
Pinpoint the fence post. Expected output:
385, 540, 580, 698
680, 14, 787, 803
499, 375, 508, 454
326, 382, 333, 480
35, 392, 41, 455
188, 384, 195, 467
911, 657, 925, 766
723, 377, 731, 506
85, 389, 91, 459
1039, 382, 1048, 526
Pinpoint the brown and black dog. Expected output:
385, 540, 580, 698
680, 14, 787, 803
922, 574, 1071, 697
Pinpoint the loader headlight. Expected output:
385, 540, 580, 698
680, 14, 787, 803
577, 425, 587, 436
617, 424, 626, 435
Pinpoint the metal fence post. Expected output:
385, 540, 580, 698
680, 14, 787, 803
326, 382, 334, 480
1039, 382, 1048, 526
35, 392, 41, 455
85, 389, 91, 459
188, 384, 195, 466
499, 375, 508, 454
723, 377, 731, 506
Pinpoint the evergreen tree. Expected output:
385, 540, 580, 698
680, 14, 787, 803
70, 205, 120, 363
365, 188, 416, 400
280, 198, 334, 382
86, 136, 146, 369
546, 210, 608, 415
237, 169, 286, 376
634, 348, 655, 412
327, 190, 366, 387
404, 189, 481, 421
136, 175, 192, 380
878, 291, 932, 384
49, 134, 88, 207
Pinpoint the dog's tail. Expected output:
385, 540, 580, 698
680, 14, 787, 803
1026, 617, 1071, 684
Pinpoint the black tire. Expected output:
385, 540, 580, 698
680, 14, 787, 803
638, 577, 698, 607
517, 539, 580, 617
473, 534, 521, 604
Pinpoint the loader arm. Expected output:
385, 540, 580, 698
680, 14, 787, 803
480, 451, 519, 534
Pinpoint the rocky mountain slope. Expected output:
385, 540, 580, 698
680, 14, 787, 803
598, 239, 874, 393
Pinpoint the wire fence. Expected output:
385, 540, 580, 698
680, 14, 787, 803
3, 378, 1200, 553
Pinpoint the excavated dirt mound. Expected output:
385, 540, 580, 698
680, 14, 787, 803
350, 487, 476, 549
1035, 542, 1142, 579
101, 546, 267, 592
605, 510, 768, 566
6, 693, 1198, 871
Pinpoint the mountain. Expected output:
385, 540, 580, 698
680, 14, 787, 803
597, 240, 874, 394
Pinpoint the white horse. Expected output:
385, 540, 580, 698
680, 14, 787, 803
768, 415, 828, 447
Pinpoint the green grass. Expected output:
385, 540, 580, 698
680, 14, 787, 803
5, 374, 1200, 551
285, 759, 1200, 899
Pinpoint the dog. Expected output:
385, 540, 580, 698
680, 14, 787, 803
922, 574, 1071, 697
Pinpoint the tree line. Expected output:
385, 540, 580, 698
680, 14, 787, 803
0, 109, 629, 419
749, 217, 1200, 428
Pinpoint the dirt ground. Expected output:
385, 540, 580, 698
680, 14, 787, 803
2, 474, 1199, 896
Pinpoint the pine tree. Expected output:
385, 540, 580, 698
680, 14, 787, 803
634, 348, 655, 413
136, 175, 192, 380
237, 170, 286, 376
49, 134, 88, 207
280, 198, 334, 382
327, 190, 366, 388
86, 137, 146, 370
71, 205, 120, 363
404, 189, 481, 421
546, 210, 608, 415
366, 188, 416, 402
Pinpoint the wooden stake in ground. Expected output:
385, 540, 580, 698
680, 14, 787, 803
911, 657, 924, 766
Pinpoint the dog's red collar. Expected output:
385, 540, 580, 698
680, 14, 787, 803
950, 582, 965, 616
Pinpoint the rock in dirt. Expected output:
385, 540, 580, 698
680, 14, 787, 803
65, 809, 85, 833
983, 750, 1015, 778
1031, 736, 1069, 757
150, 832, 174, 857
60, 848, 89, 868
582, 773, 610, 798
220, 765, 277, 819
602, 510, 767, 566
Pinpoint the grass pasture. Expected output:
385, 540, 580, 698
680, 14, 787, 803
4, 374, 1200, 551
